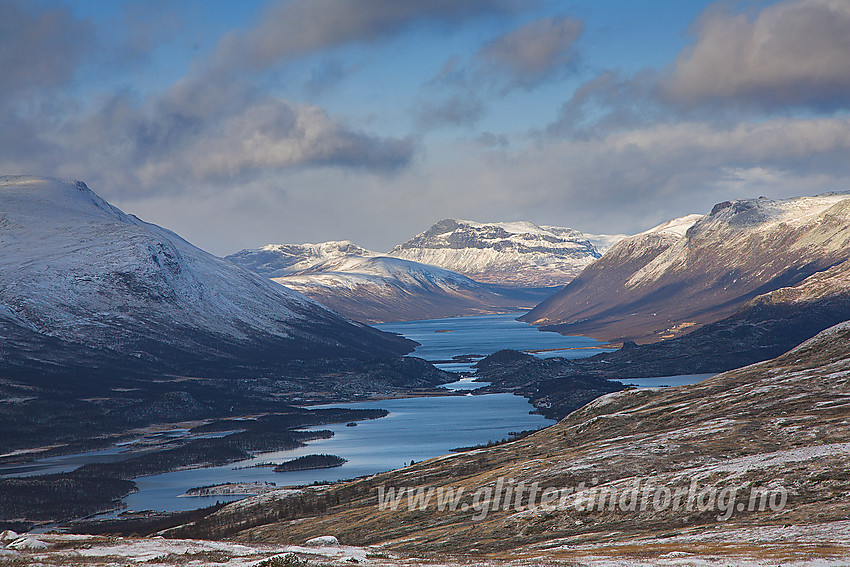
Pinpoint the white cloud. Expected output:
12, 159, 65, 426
662, 0, 850, 109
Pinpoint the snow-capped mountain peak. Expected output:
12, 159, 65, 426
387, 218, 614, 287
636, 213, 703, 238
227, 241, 549, 324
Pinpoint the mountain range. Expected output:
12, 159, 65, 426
227, 241, 554, 323
228, 219, 625, 323
0, 176, 413, 380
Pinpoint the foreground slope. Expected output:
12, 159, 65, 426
168, 321, 850, 563
523, 194, 850, 342
228, 242, 552, 323
388, 218, 613, 287
0, 176, 412, 378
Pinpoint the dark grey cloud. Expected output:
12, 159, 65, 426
212, 0, 522, 74
414, 93, 485, 129
305, 60, 357, 97
0, 0, 93, 102
44, 83, 414, 195
477, 16, 583, 91
661, 0, 850, 110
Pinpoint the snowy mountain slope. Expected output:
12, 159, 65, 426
387, 219, 612, 287
522, 193, 850, 342
225, 241, 372, 278
228, 244, 553, 323
0, 176, 412, 377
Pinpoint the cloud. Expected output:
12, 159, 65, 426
211, 0, 521, 74
662, 0, 850, 109
127, 114, 850, 256
414, 93, 485, 129
116, 0, 184, 64
0, 0, 93, 102
546, 70, 660, 136
36, 84, 414, 195
0, 1, 417, 197
477, 16, 583, 91
304, 60, 357, 96
519, 116, 850, 220
429, 15, 584, 95
414, 15, 584, 130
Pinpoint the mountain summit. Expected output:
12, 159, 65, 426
0, 176, 412, 378
388, 219, 618, 287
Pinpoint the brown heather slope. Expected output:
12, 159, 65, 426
521, 194, 850, 343
165, 321, 850, 563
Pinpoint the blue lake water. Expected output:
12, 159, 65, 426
117, 393, 554, 513
377, 312, 617, 372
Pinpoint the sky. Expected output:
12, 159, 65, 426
3, 0, 850, 255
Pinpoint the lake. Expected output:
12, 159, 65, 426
110, 314, 617, 512
9, 312, 714, 514
378, 312, 617, 372
118, 393, 554, 513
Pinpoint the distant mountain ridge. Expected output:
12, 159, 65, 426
522, 193, 850, 343
0, 176, 413, 378
387, 218, 623, 287
227, 242, 554, 324
226, 241, 372, 279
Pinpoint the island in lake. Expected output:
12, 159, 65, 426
273, 454, 347, 473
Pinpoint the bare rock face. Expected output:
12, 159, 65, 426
522, 194, 850, 343
388, 218, 618, 287
0, 176, 413, 379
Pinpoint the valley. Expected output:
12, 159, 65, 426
160, 320, 850, 565
6, 3, 850, 564
2, 179, 849, 565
